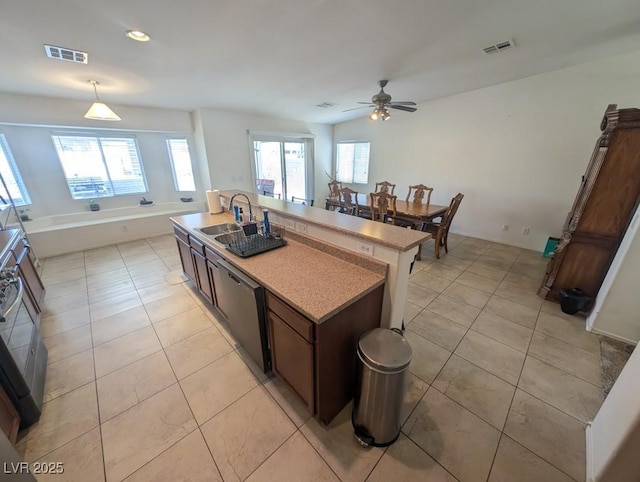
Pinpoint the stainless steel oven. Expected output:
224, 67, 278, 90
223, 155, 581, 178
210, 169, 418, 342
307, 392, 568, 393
0, 270, 47, 428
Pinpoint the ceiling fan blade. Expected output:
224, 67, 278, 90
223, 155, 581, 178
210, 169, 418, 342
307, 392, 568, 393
389, 101, 416, 106
342, 106, 372, 112
389, 105, 417, 112
357, 102, 375, 105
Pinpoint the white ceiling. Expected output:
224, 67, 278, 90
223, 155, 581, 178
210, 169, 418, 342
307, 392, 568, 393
2, 0, 640, 124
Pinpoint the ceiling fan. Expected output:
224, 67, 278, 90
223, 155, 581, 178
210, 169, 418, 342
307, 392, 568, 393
345, 80, 417, 120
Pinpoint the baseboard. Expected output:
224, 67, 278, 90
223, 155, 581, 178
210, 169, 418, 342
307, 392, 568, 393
587, 326, 638, 346
586, 422, 594, 482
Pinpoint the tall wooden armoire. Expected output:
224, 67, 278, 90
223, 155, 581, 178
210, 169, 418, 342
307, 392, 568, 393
539, 105, 640, 302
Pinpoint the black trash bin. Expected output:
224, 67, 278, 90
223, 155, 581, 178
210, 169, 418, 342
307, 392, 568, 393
560, 288, 592, 315
352, 328, 412, 447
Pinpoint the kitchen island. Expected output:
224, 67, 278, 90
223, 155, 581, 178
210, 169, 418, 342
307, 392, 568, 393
171, 209, 387, 424
171, 194, 430, 424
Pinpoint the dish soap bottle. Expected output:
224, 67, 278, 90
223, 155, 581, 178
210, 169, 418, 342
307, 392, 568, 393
262, 209, 271, 235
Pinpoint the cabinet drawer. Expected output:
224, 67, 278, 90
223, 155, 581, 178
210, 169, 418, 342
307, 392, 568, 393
205, 246, 225, 266
189, 235, 205, 254
173, 225, 189, 244
266, 291, 313, 342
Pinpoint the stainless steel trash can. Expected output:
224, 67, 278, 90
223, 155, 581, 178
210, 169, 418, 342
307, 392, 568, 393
352, 328, 412, 447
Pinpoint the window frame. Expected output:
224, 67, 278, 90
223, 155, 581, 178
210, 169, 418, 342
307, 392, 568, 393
51, 132, 149, 200
166, 137, 196, 192
335, 140, 371, 185
0, 134, 32, 207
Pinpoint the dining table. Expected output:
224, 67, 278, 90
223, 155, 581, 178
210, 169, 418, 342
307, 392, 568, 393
327, 193, 447, 222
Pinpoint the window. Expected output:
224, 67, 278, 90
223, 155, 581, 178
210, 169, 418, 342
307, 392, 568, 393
249, 131, 315, 201
167, 138, 196, 191
51, 134, 147, 200
0, 134, 31, 206
335, 141, 370, 184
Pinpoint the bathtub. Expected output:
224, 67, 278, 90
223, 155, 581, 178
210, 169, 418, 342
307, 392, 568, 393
22, 201, 206, 258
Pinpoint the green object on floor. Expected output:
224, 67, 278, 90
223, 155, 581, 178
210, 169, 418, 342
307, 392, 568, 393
543, 237, 559, 258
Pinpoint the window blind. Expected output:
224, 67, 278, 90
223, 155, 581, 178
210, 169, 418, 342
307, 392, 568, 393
167, 138, 196, 191
0, 134, 31, 206
51, 134, 147, 199
336, 141, 370, 184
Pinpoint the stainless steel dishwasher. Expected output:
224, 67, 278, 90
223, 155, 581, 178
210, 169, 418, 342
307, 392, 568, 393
216, 259, 270, 373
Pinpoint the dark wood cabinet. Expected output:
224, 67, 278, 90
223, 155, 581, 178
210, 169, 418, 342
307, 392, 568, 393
268, 310, 315, 413
189, 236, 213, 304
12, 237, 45, 322
266, 285, 384, 425
174, 226, 196, 283
539, 105, 640, 301
0, 384, 19, 444
205, 247, 224, 314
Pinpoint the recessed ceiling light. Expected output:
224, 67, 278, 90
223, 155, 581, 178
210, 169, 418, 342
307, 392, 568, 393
125, 30, 150, 42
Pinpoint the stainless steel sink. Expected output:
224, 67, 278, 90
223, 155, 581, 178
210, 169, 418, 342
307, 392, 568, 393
213, 231, 246, 245
197, 223, 242, 236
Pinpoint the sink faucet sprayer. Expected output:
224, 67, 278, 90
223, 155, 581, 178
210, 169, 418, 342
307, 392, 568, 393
228, 193, 254, 223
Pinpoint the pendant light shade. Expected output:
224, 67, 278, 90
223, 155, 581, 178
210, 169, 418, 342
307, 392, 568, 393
84, 80, 121, 121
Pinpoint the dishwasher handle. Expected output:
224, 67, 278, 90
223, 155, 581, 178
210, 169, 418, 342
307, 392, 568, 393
217, 259, 261, 290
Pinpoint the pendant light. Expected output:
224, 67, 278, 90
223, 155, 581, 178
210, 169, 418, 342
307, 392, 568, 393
84, 80, 121, 121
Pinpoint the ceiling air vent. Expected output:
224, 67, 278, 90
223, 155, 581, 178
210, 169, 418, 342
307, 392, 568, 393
483, 39, 515, 55
315, 102, 336, 109
44, 44, 88, 64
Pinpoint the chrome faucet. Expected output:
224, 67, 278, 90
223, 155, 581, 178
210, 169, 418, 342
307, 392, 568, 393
228, 193, 254, 222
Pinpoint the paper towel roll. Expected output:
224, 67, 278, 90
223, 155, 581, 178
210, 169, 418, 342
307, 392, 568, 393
207, 189, 223, 214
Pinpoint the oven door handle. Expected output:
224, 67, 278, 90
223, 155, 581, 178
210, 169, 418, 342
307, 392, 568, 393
0, 277, 24, 323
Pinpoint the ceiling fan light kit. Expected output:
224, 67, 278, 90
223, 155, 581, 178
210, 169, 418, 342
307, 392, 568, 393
84, 80, 121, 121
349, 80, 417, 121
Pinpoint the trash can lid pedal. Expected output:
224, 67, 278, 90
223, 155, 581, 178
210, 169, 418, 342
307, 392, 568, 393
358, 328, 412, 372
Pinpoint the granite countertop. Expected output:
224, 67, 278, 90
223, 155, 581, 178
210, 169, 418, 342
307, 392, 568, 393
171, 212, 386, 324
217, 190, 431, 252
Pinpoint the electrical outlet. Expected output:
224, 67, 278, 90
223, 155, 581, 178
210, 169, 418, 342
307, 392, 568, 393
502, 224, 509, 231
296, 222, 307, 233
358, 242, 374, 256
281, 218, 295, 229
522, 227, 530, 235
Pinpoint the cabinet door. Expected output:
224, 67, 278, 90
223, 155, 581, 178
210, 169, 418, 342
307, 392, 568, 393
191, 249, 213, 304
14, 240, 45, 314
0, 384, 19, 444
268, 311, 315, 413
206, 260, 221, 313
175, 236, 196, 282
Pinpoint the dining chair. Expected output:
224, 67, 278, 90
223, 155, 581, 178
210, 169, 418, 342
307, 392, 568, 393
328, 180, 342, 200
291, 196, 314, 206
422, 193, 464, 259
369, 191, 398, 222
338, 187, 360, 215
407, 184, 433, 207
374, 181, 396, 195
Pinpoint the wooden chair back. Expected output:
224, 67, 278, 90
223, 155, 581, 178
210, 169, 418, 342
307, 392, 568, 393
441, 193, 464, 232
339, 187, 360, 215
406, 184, 433, 206
423, 193, 464, 258
291, 196, 314, 206
374, 181, 396, 195
328, 180, 342, 200
369, 191, 397, 222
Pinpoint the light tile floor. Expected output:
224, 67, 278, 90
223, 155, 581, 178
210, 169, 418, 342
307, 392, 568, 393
16, 233, 604, 481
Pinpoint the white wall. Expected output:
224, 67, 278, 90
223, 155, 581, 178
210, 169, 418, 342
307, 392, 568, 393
0, 93, 204, 220
587, 205, 640, 344
587, 342, 640, 481
333, 49, 640, 251
194, 108, 333, 203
